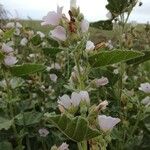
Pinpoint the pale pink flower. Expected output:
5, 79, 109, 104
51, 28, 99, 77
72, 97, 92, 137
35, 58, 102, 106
98, 115, 120, 132
58, 94, 72, 109
139, 83, 150, 93
86, 41, 95, 52
95, 77, 109, 87
4, 55, 18, 66
41, 6, 63, 26
1, 43, 14, 53
50, 26, 67, 41
81, 19, 89, 33
38, 128, 49, 137
79, 91, 90, 104
58, 142, 69, 150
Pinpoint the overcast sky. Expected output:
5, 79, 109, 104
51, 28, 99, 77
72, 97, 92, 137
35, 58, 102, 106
1, 0, 150, 23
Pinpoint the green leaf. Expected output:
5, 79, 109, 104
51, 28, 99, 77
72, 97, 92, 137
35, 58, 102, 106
42, 47, 63, 58
10, 63, 46, 76
89, 50, 144, 67
89, 67, 120, 85
3, 29, 14, 40
46, 114, 100, 142
144, 116, 150, 131
90, 20, 113, 30
0, 141, 13, 150
126, 50, 150, 65
30, 34, 42, 46
0, 117, 13, 130
0, 51, 4, 61
15, 111, 43, 126
47, 38, 59, 47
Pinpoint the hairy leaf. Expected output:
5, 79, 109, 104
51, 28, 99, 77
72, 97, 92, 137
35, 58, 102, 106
89, 50, 144, 67
0, 117, 13, 130
46, 114, 100, 142
10, 63, 46, 76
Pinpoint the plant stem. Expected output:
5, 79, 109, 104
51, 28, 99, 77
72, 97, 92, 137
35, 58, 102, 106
77, 142, 83, 150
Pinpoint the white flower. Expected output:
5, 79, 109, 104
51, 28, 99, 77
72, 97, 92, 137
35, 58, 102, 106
41, 6, 63, 26
139, 83, 150, 93
94, 77, 109, 87
14, 28, 20, 35
81, 19, 89, 33
113, 69, 119, 74
98, 115, 120, 132
50, 26, 67, 41
86, 41, 95, 52
1, 43, 14, 53
37, 31, 45, 38
16, 22, 22, 28
106, 12, 112, 19
38, 128, 49, 137
58, 142, 69, 150
105, 40, 113, 49
141, 96, 150, 106
50, 74, 58, 82
4, 55, 18, 66
51, 63, 61, 70
20, 38, 28, 46
6, 22, 15, 28
70, 0, 77, 9
79, 91, 90, 104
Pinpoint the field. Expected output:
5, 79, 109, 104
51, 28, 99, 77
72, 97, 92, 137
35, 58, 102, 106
0, 1, 150, 150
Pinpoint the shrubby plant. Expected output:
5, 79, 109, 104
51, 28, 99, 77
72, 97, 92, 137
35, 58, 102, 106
0, 0, 150, 150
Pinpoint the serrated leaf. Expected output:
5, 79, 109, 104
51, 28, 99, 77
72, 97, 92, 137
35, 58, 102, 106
0, 117, 13, 130
0, 141, 13, 150
90, 20, 113, 30
30, 34, 42, 46
46, 114, 100, 142
126, 50, 150, 65
42, 47, 63, 58
10, 63, 46, 76
89, 50, 144, 67
3, 29, 14, 40
15, 111, 43, 126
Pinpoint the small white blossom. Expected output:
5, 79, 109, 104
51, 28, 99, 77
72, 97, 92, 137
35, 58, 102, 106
37, 31, 45, 38
81, 19, 89, 33
41, 6, 63, 26
20, 38, 28, 46
4, 55, 18, 66
58, 142, 69, 150
1, 43, 14, 53
38, 128, 49, 137
50, 26, 67, 41
50, 74, 58, 82
105, 40, 113, 50
14, 28, 20, 35
86, 41, 95, 52
98, 115, 120, 132
51, 63, 61, 70
139, 83, 150, 93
